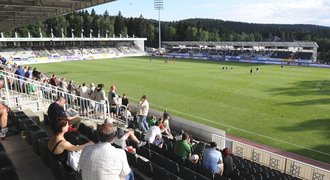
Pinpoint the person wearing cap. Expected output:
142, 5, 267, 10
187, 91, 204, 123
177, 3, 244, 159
222, 148, 234, 176
113, 128, 146, 149
202, 142, 223, 175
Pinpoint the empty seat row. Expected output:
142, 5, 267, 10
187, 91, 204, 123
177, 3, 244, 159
0, 142, 20, 180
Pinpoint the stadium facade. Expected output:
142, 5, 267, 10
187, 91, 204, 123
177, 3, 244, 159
163, 41, 319, 65
0, 35, 147, 64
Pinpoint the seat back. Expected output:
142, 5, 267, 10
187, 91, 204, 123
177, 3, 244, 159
137, 157, 153, 177
199, 166, 215, 180
179, 165, 196, 180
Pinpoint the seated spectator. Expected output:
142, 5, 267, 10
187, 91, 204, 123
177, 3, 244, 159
222, 148, 234, 176
47, 96, 81, 131
122, 107, 134, 121
174, 132, 198, 161
174, 130, 185, 141
113, 128, 146, 149
78, 123, 134, 180
147, 115, 157, 127
202, 142, 223, 175
144, 120, 164, 148
48, 117, 93, 166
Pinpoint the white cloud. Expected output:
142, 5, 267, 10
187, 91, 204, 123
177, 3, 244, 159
216, 0, 330, 26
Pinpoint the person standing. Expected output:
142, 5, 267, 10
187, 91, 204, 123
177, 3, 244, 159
250, 68, 253, 75
138, 95, 149, 132
108, 85, 118, 119
256, 67, 259, 74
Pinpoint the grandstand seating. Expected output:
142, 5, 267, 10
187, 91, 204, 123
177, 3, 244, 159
0, 45, 143, 62
166, 48, 313, 62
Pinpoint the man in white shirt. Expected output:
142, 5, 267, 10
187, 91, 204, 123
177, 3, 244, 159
137, 95, 149, 132
144, 121, 162, 144
79, 82, 89, 114
79, 82, 89, 98
78, 123, 134, 180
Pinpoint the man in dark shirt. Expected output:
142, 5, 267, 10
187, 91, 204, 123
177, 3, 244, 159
47, 96, 80, 130
121, 94, 129, 107
49, 74, 57, 87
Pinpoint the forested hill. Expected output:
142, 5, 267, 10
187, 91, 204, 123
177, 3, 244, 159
5, 10, 330, 62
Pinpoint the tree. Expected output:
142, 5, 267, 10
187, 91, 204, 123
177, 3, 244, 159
209, 30, 220, 41
185, 26, 198, 41
198, 29, 209, 41
114, 11, 127, 36
163, 26, 177, 41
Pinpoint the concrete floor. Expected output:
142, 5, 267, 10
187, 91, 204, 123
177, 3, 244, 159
1, 135, 56, 180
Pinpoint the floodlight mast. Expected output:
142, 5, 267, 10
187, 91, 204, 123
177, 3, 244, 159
154, 0, 163, 50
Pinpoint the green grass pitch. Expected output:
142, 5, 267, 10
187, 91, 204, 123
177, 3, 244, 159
32, 57, 330, 164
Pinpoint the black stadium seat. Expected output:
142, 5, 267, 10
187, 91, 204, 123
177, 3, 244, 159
199, 166, 215, 180
162, 158, 179, 175
17, 117, 35, 131
185, 159, 200, 172
126, 152, 138, 168
0, 155, 15, 174
0, 169, 20, 180
32, 131, 49, 155
137, 157, 153, 177
194, 173, 211, 180
214, 174, 231, 180
138, 146, 151, 159
152, 164, 171, 180
24, 124, 42, 145
179, 165, 196, 180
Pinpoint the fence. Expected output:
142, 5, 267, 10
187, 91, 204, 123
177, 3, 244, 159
0, 70, 129, 125
212, 134, 330, 180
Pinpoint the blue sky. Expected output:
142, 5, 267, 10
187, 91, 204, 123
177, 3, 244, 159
87, 0, 330, 27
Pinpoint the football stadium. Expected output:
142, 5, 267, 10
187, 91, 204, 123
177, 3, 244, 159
0, 1, 329, 180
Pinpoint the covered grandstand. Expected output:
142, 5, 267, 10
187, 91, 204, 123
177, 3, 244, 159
0, 35, 147, 64
0, 0, 116, 32
162, 41, 319, 63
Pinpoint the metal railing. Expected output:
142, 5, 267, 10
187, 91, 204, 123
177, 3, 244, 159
212, 134, 330, 180
0, 70, 131, 124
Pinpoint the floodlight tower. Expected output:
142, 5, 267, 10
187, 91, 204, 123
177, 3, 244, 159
154, 0, 163, 49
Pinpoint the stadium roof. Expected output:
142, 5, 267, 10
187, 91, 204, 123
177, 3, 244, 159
163, 41, 319, 48
0, 0, 115, 32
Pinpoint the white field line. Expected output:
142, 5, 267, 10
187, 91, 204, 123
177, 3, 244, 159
129, 97, 330, 157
